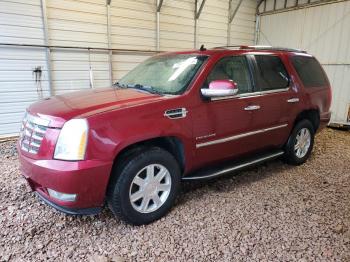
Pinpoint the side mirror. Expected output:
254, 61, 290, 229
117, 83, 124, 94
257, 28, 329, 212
201, 80, 239, 98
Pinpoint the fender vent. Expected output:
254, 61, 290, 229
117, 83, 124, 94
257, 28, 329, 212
164, 108, 188, 119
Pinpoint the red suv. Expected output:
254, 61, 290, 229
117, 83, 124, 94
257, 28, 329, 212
18, 46, 332, 225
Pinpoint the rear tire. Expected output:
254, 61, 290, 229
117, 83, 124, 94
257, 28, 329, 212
107, 147, 181, 225
284, 119, 315, 165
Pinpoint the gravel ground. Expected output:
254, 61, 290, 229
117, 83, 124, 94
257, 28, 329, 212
0, 128, 349, 261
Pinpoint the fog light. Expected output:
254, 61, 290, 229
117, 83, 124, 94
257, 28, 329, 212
47, 188, 77, 202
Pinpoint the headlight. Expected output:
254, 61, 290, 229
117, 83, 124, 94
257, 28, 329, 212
54, 119, 88, 161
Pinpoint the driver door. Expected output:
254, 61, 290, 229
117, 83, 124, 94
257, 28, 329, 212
192, 55, 260, 166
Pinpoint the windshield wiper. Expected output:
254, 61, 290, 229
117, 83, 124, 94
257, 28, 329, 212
126, 83, 163, 95
112, 82, 127, 89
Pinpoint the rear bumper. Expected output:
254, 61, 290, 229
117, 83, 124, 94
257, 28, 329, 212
319, 111, 331, 130
18, 145, 113, 212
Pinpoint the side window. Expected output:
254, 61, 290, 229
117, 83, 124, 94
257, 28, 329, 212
291, 56, 327, 87
254, 55, 290, 91
206, 56, 253, 94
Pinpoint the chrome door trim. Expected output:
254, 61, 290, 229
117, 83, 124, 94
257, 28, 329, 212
201, 88, 239, 98
164, 108, 188, 119
210, 87, 290, 101
196, 124, 288, 148
244, 105, 260, 111
259, 87, 290, 95
287, 98, 300, 103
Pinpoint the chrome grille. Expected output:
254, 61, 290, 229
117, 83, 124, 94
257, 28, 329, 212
20, 113, 50, 154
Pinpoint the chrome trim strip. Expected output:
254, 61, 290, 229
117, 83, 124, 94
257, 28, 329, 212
196, 124, 288, 148
182, 151, 284, 180
211, 87, 290, 101
212, 95, 237, 101
244, 105, 260, 111
196, 133, 216, 140
26, 113, 50, 127
201, 88, 238, 98
287, 98, 300, 103
259, 87, 290, 94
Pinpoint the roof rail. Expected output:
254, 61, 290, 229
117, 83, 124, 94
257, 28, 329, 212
213, 45, 306, 53
212, 45, 242, 50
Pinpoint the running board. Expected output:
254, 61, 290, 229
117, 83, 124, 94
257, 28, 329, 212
182, 150, 284, 181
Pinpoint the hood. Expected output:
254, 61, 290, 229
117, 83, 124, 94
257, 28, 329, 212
28, 87, 163, 128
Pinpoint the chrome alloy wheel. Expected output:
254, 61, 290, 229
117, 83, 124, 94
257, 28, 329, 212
294, 128, 311, 158
129, 164, 172, 213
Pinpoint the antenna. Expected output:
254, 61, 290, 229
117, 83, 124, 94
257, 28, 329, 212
199, 44, 206, 51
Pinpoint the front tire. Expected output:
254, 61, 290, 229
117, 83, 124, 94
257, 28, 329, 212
284, 119, 315, 165
107, 147, 181, 225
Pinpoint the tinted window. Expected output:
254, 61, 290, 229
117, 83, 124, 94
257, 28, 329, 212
206, 56, 252, 94
291, 56, 327, 87
254, 55, 290, 91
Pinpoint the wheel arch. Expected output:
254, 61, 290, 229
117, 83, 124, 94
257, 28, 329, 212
111, 136, 186, 176
293, 108, 320, 132
105, 136, 185, 199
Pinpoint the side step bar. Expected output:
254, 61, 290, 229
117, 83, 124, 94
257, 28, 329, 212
182, 150, 284, 181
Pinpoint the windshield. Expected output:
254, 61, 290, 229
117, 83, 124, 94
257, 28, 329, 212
117, 54, 207, 95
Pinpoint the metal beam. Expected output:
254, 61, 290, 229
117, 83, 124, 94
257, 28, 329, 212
0, 43, 160, 54
254, 14, 260, 45
195, 0, 207, 19
227, 0, 232, 45
229, 0, 243, 24
156, 0, 163, 51
106, 1, 113, 85
40, 0, 53, 97
257, 0, 264, 13
157, 0, 164, 12
258, 0, 347, 15
194, 0, 197, 48
194, 0, 207, 48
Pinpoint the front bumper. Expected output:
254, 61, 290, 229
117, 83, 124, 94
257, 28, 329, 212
35, 192, 102, 215
18, 147, 113, 214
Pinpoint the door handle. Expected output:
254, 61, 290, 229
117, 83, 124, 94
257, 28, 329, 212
287, 98, 300, 103
244, 105, 260, 111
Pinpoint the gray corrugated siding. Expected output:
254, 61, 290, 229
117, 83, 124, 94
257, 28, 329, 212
0, 0, 48, 136
0, 0, 256, 137
258, 0, 350, 125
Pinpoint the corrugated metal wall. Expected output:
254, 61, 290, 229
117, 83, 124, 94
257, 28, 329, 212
0, 0, 49, 136
0, 0, 256, 137
229, 0, 256, 45
47, 0, 110, 93
161, 0, 194, 50
258, 0, 350, 125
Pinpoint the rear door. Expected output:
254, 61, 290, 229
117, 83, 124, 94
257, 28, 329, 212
247, 54, 299, 149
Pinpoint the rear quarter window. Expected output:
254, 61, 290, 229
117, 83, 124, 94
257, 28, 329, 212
291, 56, 328, 87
